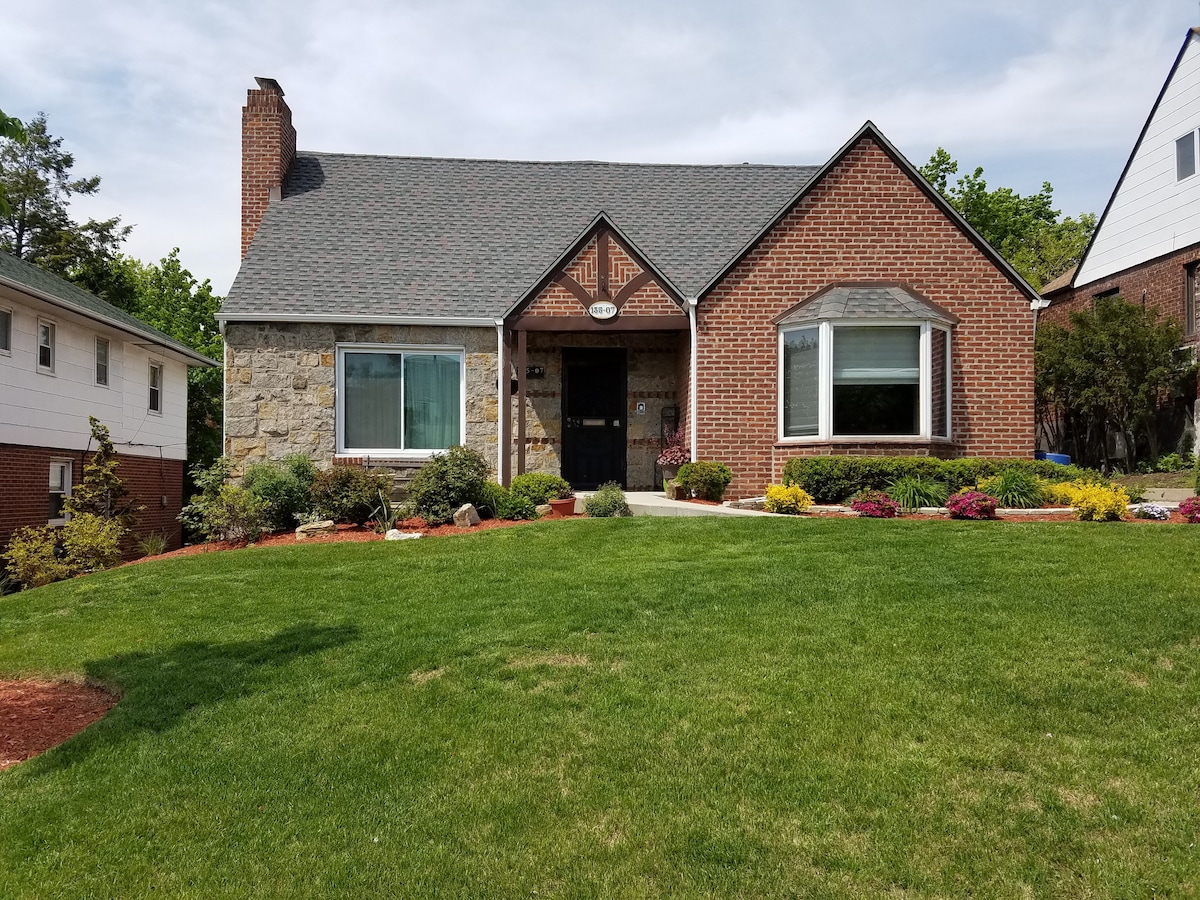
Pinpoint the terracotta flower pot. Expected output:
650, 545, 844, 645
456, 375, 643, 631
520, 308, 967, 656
548, 497, 576, 518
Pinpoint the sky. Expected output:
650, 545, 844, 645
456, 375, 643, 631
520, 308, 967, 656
3, 0, 1197, 296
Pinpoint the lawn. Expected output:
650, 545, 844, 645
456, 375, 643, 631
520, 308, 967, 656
1, 518, 1198, 898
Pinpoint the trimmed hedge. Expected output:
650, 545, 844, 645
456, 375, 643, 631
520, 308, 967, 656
781, 456, 1105, 504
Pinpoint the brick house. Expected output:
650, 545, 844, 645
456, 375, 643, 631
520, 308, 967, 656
219, 78, 1040, 500
1040, 28, 1200, 446
0, 251, 216, 552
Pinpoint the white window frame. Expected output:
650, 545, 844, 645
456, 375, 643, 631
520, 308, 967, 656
0, 305, 11, 356
95, 337, 110, 387
1178, 131, 1198, 181
148, 361, 163, 414
37, 319, 55, 373
777, 319, 953, 443
49, 460, 72, 525
335, 343, 467, 459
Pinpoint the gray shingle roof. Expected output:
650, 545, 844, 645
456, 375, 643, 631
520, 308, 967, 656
0, 251, 216, 365
776, 283, 959, 327
222, 153, 820, 320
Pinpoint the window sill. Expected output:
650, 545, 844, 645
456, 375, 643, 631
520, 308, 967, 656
335, 452, 440, 464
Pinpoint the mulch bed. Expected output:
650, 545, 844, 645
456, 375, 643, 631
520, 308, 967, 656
0, 681, 118, 771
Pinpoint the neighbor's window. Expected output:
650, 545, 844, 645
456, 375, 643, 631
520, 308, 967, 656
95, 337, 110, 386
49, 461, 71, 523
148, 362, 163, 413
338, 347, 464, 453
780, 322, 952, 441
1178, 132, 1197, 180
0, 307, 10, 353
37, 320, 55, 371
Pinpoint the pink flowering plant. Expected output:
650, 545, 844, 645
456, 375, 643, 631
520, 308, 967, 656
946, 490, 999, 520
1180, 496, 1200, 523
849, 489, 899, 518
656, 426, 691, 468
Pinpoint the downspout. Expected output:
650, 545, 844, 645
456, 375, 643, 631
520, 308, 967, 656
495, 320, 505, 481
688, 296, 699, 460
222, 341, 230, 460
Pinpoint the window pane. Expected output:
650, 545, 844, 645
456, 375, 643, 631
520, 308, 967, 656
833, 326, 919, 435
38, 323, 53, 369
782, 327, 819, 437
96, 339, 109, 385
1178, 133, 1196, 180
0, 309, 10, 352
344, 352, 405, 449
932, 328, 948, 438
404, 354, 461, 450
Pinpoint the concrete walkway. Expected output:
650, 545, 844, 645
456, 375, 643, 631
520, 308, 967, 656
621, 492, 777, 517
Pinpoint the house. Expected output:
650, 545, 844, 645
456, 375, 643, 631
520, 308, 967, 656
218, 78, 1040, 500
0, 251, 216, 551
1041, 27, 1200, 440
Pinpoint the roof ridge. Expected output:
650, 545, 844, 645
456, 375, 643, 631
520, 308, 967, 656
296, 149, 820, 170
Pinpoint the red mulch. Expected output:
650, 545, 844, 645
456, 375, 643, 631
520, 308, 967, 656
0, 681, 118, 770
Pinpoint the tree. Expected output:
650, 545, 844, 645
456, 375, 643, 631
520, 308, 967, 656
0, 109, 26, 218
920, 148, 1095, 290
1035, 296, 1193, 470
0, 112, 130, 284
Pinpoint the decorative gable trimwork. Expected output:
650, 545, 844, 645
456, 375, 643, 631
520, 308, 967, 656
512, 226, 687, 331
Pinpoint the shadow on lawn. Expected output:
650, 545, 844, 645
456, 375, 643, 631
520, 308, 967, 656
29, 623, 359, 773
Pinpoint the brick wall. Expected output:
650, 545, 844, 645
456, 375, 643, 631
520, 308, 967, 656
697, 138, 1035, 499
0, 444, 184, 557
242, 80, 296, 258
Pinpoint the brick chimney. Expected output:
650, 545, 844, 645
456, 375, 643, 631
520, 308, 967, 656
241, 77, 296, 258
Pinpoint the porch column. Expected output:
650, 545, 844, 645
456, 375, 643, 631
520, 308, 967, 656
499, 326, 512, 486
516, 328, 527, 475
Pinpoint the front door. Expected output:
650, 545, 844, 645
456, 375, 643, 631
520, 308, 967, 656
561, 348, 627, 489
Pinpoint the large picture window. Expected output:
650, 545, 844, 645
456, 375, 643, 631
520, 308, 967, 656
338, 346, 464, 454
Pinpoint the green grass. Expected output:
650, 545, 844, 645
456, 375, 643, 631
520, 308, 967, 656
2, 518, 1198, 898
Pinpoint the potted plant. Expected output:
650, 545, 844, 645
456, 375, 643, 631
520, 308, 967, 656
656, 426, 690, 496
548, 484, 577, 518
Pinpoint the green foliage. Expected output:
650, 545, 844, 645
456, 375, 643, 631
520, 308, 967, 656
137, 532, 169, 558
1195, 455, 1200, 495
179, 457, 268, 543
1070, 483, 1131, 522
311, 465, 392, 526
406, 446, 490, 526
370, 490, 405, 534
3, 526, 72, 588
60, 512, 125, 572
243, 454, 317, 532
677, 461, 734, 501
480, 482, 537, 521
509, 473, 573, 505
763, 484, 814, 515
1036, 296, 1194, 471
584, 483, 631, 517
887, 475, 949, 512
3, 511, 126, 590
782, 456, 1104, 504
64, 417, 139, 524
919, 147, 1095, 290
982, 468, 1044, 509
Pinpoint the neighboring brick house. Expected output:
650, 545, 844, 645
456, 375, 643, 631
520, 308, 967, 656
219, 78, 1040, 500
0, 251, 216, 552
1041, 28, 1200, 443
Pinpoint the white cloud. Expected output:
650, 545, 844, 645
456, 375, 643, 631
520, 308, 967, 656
1, 0, 1193, 293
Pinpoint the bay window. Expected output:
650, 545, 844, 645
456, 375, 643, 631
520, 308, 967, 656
777, 284, 956, 442
337, 345, 465, 455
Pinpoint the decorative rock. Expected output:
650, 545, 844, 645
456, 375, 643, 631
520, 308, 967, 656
535, 503, 553, 518
385, 530, 423, 541
295, 520, 336, 540
453, 503, 482, 527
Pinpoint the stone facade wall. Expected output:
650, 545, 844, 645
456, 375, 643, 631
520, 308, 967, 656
517, 332, 684, 490
223, 322, 498, 476
697, 138, 1036, 500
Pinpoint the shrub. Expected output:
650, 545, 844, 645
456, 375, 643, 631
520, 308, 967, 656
311, 465, 392, 526
1041, 481, 1080, 507
677, 461, 733, 501
1133, 503, 1171, 521
946, 490, 999, 520
61, 513, 125, 572
243, 454, 317, 532
193, 485, 270, 543
887, 475, 949, 512
4, 526, 72, 589
509, 473, 572, 506
1071, 484, 1130, 522
1180, 496, 1200, 524
1155, 452, 1186, 473
984, 468, 1043, 509
849, 489, 899, 518
138, 532, 169, 557
65, 417, 140, 523
763, 484, 814, 515
584, 483, 631, 517
480, 482, 537, 521
406, 445, 490, 526
656, 426, 690, 468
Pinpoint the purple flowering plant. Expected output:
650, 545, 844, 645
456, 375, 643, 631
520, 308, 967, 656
656, 426, 691, 468
1180, 496, 1200, 523
946, 490, 998, 520
849, 489, 899, 518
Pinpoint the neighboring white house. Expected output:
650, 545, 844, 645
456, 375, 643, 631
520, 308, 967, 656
0, 250, 215, 551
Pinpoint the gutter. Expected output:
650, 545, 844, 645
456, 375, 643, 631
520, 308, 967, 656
495, 319, 505, 479
215, 312, 498, 328
688, 296, 699, 460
